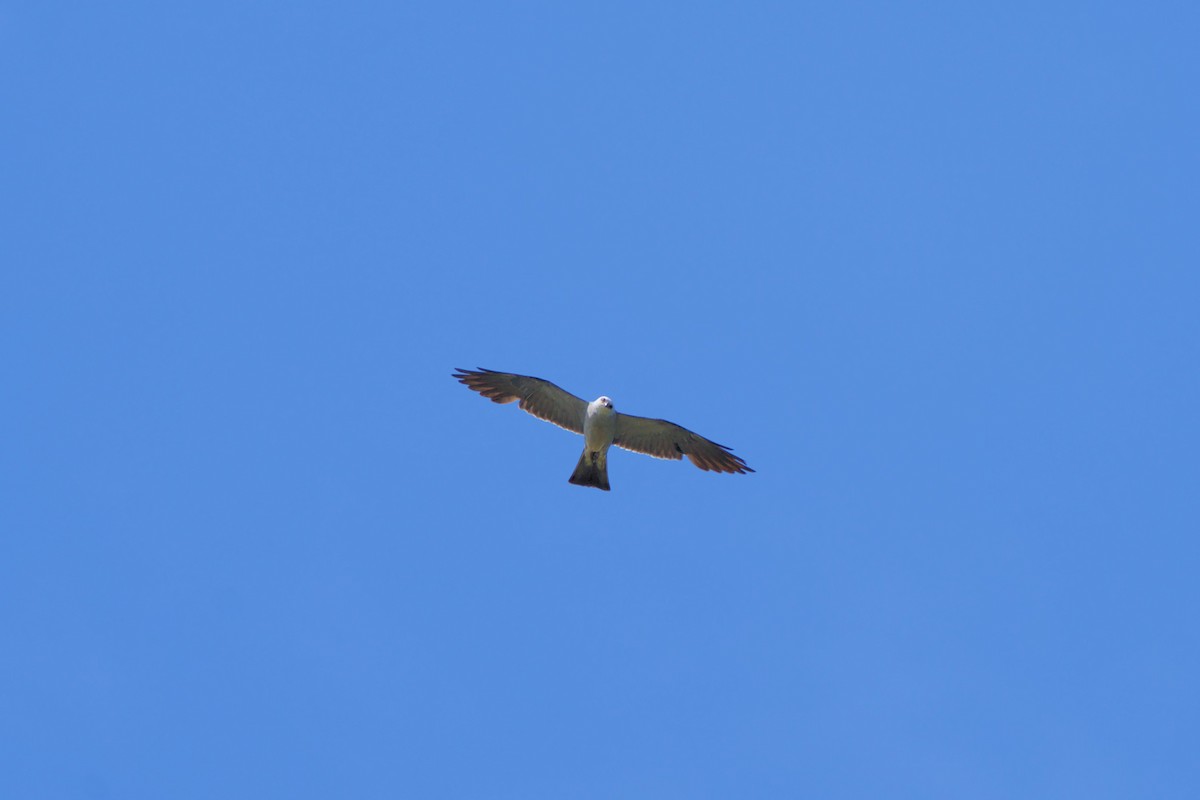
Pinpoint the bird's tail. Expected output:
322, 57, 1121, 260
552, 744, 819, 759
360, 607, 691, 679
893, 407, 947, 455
568, 448, 610, 491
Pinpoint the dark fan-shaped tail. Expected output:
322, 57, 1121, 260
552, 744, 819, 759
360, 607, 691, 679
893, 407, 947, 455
568, 448, 610, 491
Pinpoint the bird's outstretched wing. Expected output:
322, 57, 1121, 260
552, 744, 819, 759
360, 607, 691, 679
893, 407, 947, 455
614, 413, 754, 474
453, 368, 587, 434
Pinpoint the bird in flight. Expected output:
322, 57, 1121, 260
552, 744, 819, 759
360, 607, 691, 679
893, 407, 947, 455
453, 367, 754, 491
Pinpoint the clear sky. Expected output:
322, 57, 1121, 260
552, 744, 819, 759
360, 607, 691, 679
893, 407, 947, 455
3, 2, 1198, 797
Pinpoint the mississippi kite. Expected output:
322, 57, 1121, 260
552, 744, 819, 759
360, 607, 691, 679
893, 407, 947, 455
453, 367, 754, 491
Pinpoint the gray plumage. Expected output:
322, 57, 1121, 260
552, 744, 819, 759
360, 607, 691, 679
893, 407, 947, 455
453, 367, 753, 491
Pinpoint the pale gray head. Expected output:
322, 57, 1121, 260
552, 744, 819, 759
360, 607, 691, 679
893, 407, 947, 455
596, 396, 614, 409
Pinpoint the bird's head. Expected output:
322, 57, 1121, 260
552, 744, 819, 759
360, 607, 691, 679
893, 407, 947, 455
597, 396, 614, 410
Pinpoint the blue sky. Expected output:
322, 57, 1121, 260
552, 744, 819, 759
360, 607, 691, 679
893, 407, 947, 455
3, 2, 1198, 797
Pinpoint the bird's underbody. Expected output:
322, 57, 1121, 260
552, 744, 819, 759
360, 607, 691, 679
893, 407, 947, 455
568, 395, 617, 490
453, 368, 753, 491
